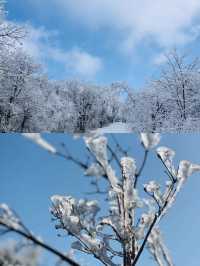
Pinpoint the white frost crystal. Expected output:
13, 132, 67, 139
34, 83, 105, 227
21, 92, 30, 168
85, 136, 120, 190
156, 146, 175, 163
140, 133, 161, 150
144, 181, 160, 193
84, 163, 105, 177
51, 195, 100, 235
144, 181, 163, 205
84, 136, 108, 167
22, 133, 57, 154
135, 213, 155, 240
177, 160, 200, 181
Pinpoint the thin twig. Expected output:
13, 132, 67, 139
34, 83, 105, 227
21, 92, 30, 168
134, 150, 148, 188
132, 179, 176, 266
56, 151, 88, 170
111, 135, 129, 156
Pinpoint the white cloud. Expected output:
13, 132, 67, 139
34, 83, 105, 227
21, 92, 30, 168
21, 24, 103, 79
21, 25, 52, 61
55, 0, 200, 52
46, 46, 103, 78
64, 49, 103, 77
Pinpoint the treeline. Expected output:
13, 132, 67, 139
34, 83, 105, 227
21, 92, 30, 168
1, 2, 200, 132
0, 48, 125, 132
1, 47, 200, 132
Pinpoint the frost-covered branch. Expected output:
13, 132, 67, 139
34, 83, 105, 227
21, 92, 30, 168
22, 133, 200, 266
0, 204, 80, 266
0, 1, 25, 48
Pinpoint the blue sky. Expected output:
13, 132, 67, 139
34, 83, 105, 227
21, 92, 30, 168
5, 0, 200, 88
0, 133, 200, 265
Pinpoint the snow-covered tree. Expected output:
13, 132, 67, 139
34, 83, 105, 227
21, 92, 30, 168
1, 0, 200, 132
0, 47, 40, 131
0, 0, 24, 49
152, 50, 200, 127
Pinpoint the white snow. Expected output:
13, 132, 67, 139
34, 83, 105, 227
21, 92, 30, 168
90, 122, 133, 134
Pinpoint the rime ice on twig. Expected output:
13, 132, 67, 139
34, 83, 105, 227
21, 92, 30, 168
22, 133, 200, 265
22, 133, 57, 154
140, 133, 161, 150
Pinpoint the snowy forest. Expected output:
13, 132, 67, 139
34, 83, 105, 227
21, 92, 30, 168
1, 1, 200, 132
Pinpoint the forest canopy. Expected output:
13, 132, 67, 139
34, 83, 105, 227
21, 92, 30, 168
1, 1, 200, 132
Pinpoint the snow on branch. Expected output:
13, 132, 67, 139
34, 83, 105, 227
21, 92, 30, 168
22, 133, 57, 154
47, 133, 200, 266
20, 132, 200, 265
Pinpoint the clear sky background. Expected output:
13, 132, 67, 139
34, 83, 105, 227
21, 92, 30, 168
5, 0, 200, 88
0, 133, 200, 265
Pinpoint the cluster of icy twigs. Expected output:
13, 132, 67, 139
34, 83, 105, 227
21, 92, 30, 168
1, 133, 200, 266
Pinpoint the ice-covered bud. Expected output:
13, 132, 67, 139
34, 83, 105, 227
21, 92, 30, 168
51, 195, 100, 235
141, 213, 154, 225
157, 146, 176, 176
85, 136, 120, 190
50, 195, 81, 233
144, 181, 163, 206
84, 136, 108, 166
77, 199, 100, 217
64, 215, 80, 234
81, 234, 102, 251
177, 160, 200, 181
156, 146, 175, 162
135, 213, 155, 240
140, 133, 161, 150
86, 200, 100, 218
22, 133, 56, 154
161, 162, 200, 218
144, 181, 160, 193
120, 157, 136, 179
84, 163, 105, 177
51, 195, 76, 216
